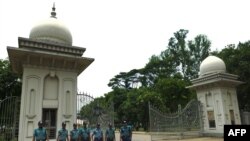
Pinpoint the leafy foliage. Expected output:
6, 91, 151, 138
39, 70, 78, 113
153, 77, 195, 112
0, 59, 21, 100
81, 29, 250, 130
99, 29, 211, 129
215, 42, 250, 111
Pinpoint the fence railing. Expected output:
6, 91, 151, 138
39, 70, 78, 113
241, 111, 250, 125
0, 96, 20, 141
149, 99, 202, 140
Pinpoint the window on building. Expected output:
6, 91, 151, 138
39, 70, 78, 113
207, 111, 216, 128
230, 110, 235, 125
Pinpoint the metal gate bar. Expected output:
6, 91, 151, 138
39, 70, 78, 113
0, 96, 20, 141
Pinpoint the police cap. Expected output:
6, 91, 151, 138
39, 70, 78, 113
38, 121, 43, 125
62, 122, 66, 126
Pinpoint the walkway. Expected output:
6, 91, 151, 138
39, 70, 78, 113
155, 137, 223, 141
115, 132, 223, 141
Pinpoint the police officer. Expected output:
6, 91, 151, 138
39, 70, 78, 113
105, 123, 115, 141
57, 122, 69, 141
79, 122, 90, 141
120, 121, 132, 141
32, 121, 49, 141
70, 123, 79, 141
92, 123, 103, 141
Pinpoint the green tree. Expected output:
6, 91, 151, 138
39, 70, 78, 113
105, 29, 212, 129
0, 59, 21, 100
143, 29, 211, 83
142, 52, 177, 86
80, 97, 107, 127
188, 34, 211, 79
153, 77, 195, 112
135, 88, 166, 130
167, 29, 190, 79
216, 42, 250, 110
79, 100, 96, 124
119, 89, 138, 122
104, 88, 128, 123
108, 70, 141, 89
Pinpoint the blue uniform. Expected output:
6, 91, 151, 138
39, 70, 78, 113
58, 128, 68, 141
105, 128, 115, 141
120, 126, 131, 141
70, 129, 79, 141
79, 127, 90, 141
92, 128, 103, 141
33, 128, 47, 141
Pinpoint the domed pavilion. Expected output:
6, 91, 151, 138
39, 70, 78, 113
187, 55, 243, 136
7, 5, 94, 141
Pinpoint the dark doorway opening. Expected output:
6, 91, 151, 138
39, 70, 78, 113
42, 108, 57, 139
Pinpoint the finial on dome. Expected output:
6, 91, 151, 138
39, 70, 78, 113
50, 3, 57, 18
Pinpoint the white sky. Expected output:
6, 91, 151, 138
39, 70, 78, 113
1, 0, 250, 97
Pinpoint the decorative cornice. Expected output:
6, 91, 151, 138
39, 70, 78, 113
7, 46, 94, 75
18, 37, 86, 56
186, 72, 244, 89
191, 72, 240, 84
26, 114, 36, 119
63, 114, 72, 119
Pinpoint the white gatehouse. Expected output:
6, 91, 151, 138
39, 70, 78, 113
187, 55, 243, 136
7, 5, 94, 141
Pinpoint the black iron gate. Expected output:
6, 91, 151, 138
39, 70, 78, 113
76, 92, 114, 129
149, 99, 202, 140
76, 92, 94, 126
96, 102, 114, 129
0, 96, 20, 141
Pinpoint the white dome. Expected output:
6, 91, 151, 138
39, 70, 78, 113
199, 55, 226, 77
29, 18, 72, 45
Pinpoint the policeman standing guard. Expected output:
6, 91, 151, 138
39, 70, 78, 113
105, 123, 115, 141
120, 121, 132, 141
92, 123, 103, 141
70, 123, 80, 141
57, 122, 69, 141
79, 122, 91, 141
32, 121, 49, 141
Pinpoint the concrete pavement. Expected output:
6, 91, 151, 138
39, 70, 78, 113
158, 137, 223, 141
114, 131, 223, 141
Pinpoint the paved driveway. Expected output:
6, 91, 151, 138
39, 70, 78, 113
115, 132, 151, 141
161, 137, 223, 141
114, 132, 223, 141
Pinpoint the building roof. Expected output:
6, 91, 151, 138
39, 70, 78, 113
7, 4, 94, 75
199, 55, 226, 77
29, 4, 72, 45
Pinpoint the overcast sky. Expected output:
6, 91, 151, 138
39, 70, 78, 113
1, 0, 250, 97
